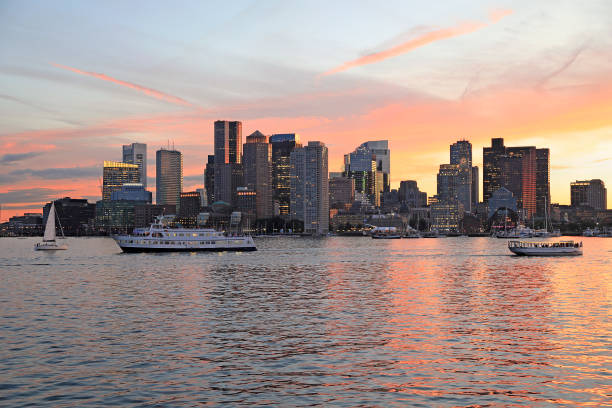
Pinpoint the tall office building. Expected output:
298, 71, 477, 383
437, 164, 459, 203
344, 145, 380, 207
483, 138, 540, 219
399, 180, 427, 208
102, 161, 140, 201
204, 155, 215, 205
449, 140, 473, 213
290, 141, 329, 234
156, 148, 183, 209
243, 130, 273, 219
472, 166, 479, 209
571, 179, 607, 210
329, 176, 355, 209
122, 143, 147, 188
359, 140, 390, 192
214, 120, 242, 206
270, 133, 301, 216
536, 149, 550, 217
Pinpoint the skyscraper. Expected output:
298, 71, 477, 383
102, 161, 140, 201
214, 120, 243, 205
571, 179, 607, 210
270, 133, 301, 216
472, 166, 479, 209
359, 140, 390, 192
344, 145, 380, 207
122, 143, 147, 188
449, 140, 473, 213
204, 155, 215, 205
536, 148, 550, 217
156, 148, 182, 209
243, 130, 273, 219
483, 138, 541, 219
399, 180, 427, 208
437, 164, 459, 203
290, 141, 329, 235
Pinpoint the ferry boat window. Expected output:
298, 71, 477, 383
192, 233, 197, 237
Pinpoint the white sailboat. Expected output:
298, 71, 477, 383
35, 202, 67, 250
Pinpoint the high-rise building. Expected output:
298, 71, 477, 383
122, 143, 147, 188
178, 191, 202, 227
329, 176, 355, 209
243, 130, 273, 219
483, 138, 541, 219
102, 161, 140, 201
536, 149, 550, 217
110, 183, 152, 203
571, 179, 607, 210
214, 120, 243, 206
472, 166, 479, 209
344, 145, 380, 207
437, 164, 459, 203
204, 155, 215, 205
156, 149, 182, 209
359, 140, 390, 192
450, 140, 473, 213
270, 133, 301, 216
290, 141, 329, 234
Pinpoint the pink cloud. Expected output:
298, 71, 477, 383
51, 63, 194, 107
320, 9, 513, 76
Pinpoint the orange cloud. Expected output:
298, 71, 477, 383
51, 63, 194, 107
321, 9, 513, 76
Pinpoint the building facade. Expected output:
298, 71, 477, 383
102, 161, 140, 201
204, 155, 215, 205
156, 149, 183, 209
571, 179, 607, 210
536, 148, 550, 217
243, 130, 273, 219
270, 133, 301, 216
449, 140, 473, 213
42, 197, 96, 235
110, 183, 152, 202
290, 141, 329, 234
399, 180, 427, 208
122, 143, 147, 188
329, 176, 355, 209
344, 145, 380, 207
359, 140, 390, 192
214, 120, 243, 206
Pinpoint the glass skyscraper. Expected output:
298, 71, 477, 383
156, 149, 183, 209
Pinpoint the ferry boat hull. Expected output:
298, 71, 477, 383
508, 240, 582, 256
118, 244, 257, 253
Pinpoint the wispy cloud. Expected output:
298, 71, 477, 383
0, 152, 42, 164
536, 44, 587, 88
320, 9, 513, 77
51, 63, 194, 107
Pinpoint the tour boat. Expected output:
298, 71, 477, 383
508, 240, 582, 256
370, 226, 402, 239
112, 216, 256, 252
35, 202, 68, 251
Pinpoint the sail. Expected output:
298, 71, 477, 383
43, 202, 56, 241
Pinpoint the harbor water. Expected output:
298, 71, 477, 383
1, 236, 610, 406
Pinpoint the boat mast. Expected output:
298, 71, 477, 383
55, 203, 66, 238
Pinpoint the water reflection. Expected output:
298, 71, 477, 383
0, 236, 609, 406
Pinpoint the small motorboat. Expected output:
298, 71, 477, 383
508, 240, 582, 256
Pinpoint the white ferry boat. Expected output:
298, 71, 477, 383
112, 216, 256, 253
508, 240, 582, 256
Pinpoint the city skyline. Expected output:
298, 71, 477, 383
1, 1, 612, 220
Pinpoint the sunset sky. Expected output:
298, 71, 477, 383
1, 1, 611, 220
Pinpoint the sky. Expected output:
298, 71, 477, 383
1, 0, 611, 220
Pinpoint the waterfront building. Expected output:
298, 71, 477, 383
398, 180, 427, 208
344, 145, 380, 207
110, 183, 152, 203
270, 133, 301, 216
430, 200, 464, 233
483, 138, 540, 219
95, 199, 148, 232
156, 148, 183, 208
214, 120, 243, 206
134, 204, 176, 227
243, 130, 273, 219
571, 179, 607, 210
472, 166, 479, 210
42, 197, 96, 235
178, 191, 202, 227
329, 176, 355, 209
450, 140, 473, 213
122, 143, 147, 188
102, 161, 140, 201
236, 187, 257, 217
7, 213, 43, 236
204, 155, 215, 206
359, 140, 390, 192
290, 141, 329, 234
